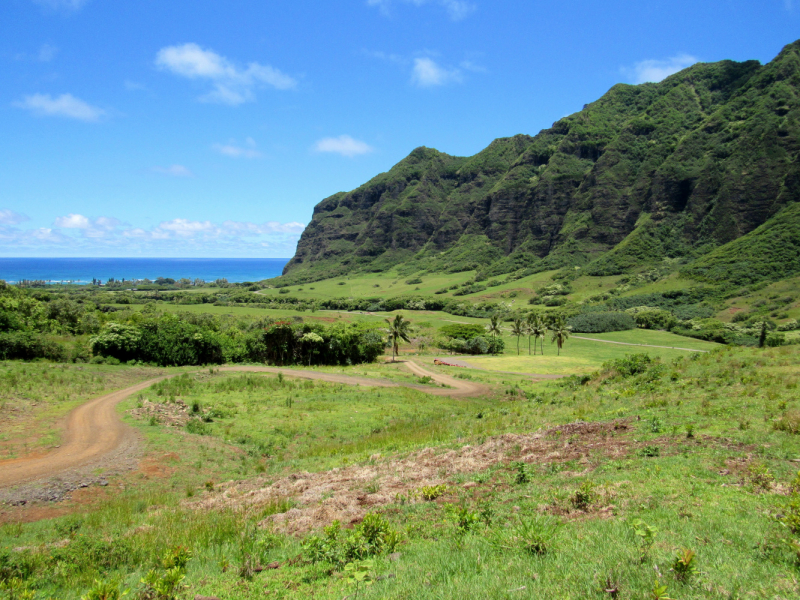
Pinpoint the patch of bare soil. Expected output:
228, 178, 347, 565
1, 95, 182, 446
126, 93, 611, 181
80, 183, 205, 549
129, 399, 192, 428
192, 419, 638, 535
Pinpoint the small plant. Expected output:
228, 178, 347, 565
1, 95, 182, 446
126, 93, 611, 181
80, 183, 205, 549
650, 579, 672, 600
139, 567, 186, 600
161, 546, 192, 570
602, 575, 620, 598
670, 548, 697, 581
650, 416, 663, 433
631, 519, 658, 562
685, 423, 694, 438
637, 445, 661, 457
285, 396, 293, 408
747, 463, 775, 491
571, 481, 597, 510
365, 480, 380, 494
513, 461, 530, 484
204, 480, 214, 491
447, 504, 480, 533
344, 559, 375, 597
417, 375, 433, 384
418, 484, 447, 501
512, 515, 560, 555
1, 578, 35, 600
780, 493, 800, 534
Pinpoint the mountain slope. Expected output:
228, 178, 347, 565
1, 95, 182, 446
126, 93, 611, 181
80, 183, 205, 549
283, 40, 800, 283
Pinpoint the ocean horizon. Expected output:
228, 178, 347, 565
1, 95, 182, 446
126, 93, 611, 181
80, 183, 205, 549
0, 257, 290, 284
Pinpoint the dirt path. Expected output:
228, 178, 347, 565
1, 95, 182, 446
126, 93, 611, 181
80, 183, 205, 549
0, 364, 487, 491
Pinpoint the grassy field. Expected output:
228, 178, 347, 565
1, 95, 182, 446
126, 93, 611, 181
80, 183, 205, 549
0, 362, 165, 460
2, 345, 800, 598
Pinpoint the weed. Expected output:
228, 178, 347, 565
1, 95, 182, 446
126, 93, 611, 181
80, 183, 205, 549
670, 548, 697, 581
138, 566, 186, 600
344, 559, 375, 597
631, 519, 658, 562
204, 480, 214, 491
365, 480, 380, 494
512, 461, 530, 484
650, 579, 672, 600
446, 504, 481, 533
511, 515, 560, 556
418, 484, 447, 501
302, 514, 401, 566
570, 481, 597, 510
649, 416, 663, 433
637, 445, 661, 458
685, 423, 694, 438
747, 463, 775, 491
774, 410, 800, 434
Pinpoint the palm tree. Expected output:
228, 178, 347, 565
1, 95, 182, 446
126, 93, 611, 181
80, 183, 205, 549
525, 313, 537, 355
510, 318, 525, 356
550, 315, 571, 356
385, 314, 412, 362
486, 314, 503, 355
527, 314, 546, 355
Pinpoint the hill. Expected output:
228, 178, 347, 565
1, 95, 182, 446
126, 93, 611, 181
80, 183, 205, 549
282, 40, 800, 286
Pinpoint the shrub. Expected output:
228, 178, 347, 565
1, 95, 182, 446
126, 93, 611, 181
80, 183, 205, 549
568, 311, 635, 333
570, 481, 598, 510
418, 484, 448, 501
602, 353, 655, 377
0, 331, 67, 361
774, 411, 800, 434
302, 514, 401, 566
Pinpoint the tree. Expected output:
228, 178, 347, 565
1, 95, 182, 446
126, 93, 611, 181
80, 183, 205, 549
529, 314, 547, 355
510, 318, 525, 356
385, 314, 412, 362
485, 314, 503, 355
550, 315, 571, 356
524, 313, 537, 355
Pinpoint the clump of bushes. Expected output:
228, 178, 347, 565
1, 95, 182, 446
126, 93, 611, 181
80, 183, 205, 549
568, 311, 635, 333
302, 514, 401, 566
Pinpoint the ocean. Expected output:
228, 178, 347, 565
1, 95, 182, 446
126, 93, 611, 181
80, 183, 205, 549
0, 257, 290, 284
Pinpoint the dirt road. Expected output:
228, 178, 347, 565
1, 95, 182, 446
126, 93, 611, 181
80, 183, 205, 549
0, 363, 487, 490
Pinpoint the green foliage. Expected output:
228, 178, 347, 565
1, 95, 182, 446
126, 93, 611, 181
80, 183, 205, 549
603, 353, 656, 377
302, 514, 401, 567
418, 484, 448, 501
80, 579, 128, 600
670, 548, 698, 581
568, 311, 636, 333
439, 323, 486, 340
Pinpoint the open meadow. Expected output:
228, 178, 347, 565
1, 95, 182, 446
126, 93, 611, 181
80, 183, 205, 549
2, 344, 800, 599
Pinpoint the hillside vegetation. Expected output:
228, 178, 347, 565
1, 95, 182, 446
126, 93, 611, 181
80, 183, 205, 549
283, 40, 800, 289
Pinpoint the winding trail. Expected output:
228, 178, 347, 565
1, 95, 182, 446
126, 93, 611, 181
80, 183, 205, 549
0, 363, 488, 490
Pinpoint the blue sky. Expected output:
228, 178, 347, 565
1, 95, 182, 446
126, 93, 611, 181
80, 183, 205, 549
1, 0, 797, 257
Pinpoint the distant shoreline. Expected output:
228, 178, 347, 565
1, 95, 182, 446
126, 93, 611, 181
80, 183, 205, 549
0, 257, 290, 284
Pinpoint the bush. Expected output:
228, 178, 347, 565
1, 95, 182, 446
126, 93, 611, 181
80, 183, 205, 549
0, 331, 67, 361
603, 353, 655, 377
625, 306, 677, 330
568, 311, 635, 333
439, 323, 486, 340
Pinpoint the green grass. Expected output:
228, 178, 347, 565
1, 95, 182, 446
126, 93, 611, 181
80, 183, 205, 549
0, 361, 165, 459
3, 345, 800, 598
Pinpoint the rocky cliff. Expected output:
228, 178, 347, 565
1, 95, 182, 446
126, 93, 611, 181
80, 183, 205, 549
283, 40, 800, 283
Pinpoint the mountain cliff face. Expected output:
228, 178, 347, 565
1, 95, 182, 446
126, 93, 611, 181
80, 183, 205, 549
283, 40, 800, 283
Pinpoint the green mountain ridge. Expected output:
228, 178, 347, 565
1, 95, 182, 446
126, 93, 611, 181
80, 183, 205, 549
282, 40, 800, 285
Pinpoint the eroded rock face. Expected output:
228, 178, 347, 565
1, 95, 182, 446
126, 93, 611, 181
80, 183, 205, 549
284, 41, 800, 282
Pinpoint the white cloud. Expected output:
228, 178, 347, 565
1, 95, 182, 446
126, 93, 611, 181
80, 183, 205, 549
14, 93, 105, 121
152, 165, 194, 177
156, 43, 297, 105
314, 135, 374, 158
411, 57, 462, 87
54, 213, 90, 228
1, 214, 306, 256
32, 0, 89, 10
0, 209, 30, 226
367, 0, 476, 20
213, 137, 262, 159
622, 54, 699, 84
